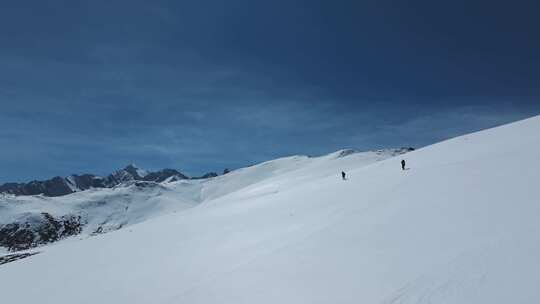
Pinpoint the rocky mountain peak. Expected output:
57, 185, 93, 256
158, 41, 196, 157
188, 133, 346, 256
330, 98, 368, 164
0, 165, 190, 198
123, 164, 148, 178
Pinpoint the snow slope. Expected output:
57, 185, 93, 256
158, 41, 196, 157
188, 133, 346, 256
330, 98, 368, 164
0, 149, 404, 250
1, 116, 539, 304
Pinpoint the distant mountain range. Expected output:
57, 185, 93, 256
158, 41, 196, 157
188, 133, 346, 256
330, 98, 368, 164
0, 164, 218, 197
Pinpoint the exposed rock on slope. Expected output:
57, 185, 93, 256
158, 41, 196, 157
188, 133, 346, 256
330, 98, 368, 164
0, 252, 39, 265
142, 169, 188, 183
0, 213, 83, 251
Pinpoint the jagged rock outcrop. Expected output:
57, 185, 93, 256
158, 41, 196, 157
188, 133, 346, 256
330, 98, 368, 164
0, 213, 84, 251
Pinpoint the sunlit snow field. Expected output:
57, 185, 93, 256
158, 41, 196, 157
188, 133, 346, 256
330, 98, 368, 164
1, 116, 539, 304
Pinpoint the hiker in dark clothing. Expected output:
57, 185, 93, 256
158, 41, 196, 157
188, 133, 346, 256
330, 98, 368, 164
401, 159, 406, 170
341, 171, 346, 180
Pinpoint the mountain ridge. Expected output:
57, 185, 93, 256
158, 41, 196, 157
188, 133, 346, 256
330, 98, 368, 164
0, 165, 206, 197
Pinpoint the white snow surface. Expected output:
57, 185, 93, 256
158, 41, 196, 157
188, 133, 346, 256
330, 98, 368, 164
1, 116, 539, 304
0, 149, 399, 238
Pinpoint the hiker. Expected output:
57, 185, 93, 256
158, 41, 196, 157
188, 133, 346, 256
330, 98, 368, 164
401, 159, 406, 170
341, 171, 346, 180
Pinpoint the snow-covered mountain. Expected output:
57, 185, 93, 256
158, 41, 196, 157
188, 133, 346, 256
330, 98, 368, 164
0, 164, 190, 197
0, 115, 539, 303
0, 149, 410, 251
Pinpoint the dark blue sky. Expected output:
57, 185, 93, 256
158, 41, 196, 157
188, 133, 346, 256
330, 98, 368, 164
1, 0, 539, 182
